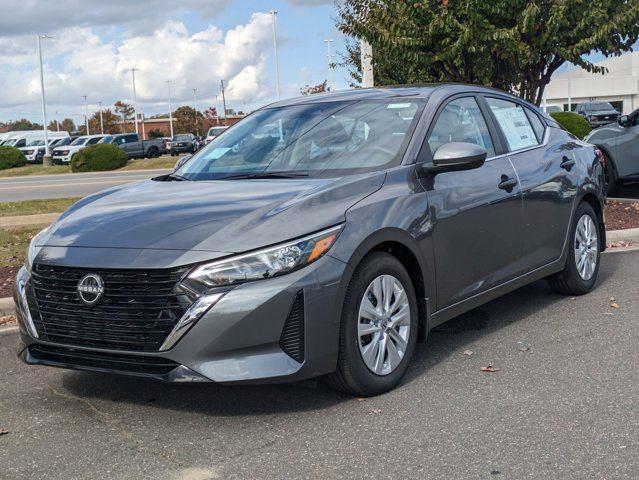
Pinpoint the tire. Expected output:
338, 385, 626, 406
147, 147, 159, 158
325, 252, 418, 396
602, 152, 619, 196
547, 202, 601, 295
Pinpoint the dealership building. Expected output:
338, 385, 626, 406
544, 52, 639, 114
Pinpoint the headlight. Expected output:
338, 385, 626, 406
182, 225, 342, 295
26, 227, 51, 273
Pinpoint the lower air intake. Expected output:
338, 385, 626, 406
279, 291, 305, 363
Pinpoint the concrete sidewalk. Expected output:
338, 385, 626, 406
0, 212, 58, 228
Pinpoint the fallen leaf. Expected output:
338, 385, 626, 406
462, 349, 474, 356
371, 409, 382, 414
356, 398, 365, 402
611, 303, 620, 309
481, 364, 499, 373
0, 429, 8, 436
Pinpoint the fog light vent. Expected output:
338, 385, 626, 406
279, 291, 305, 363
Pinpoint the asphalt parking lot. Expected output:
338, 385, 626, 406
1, 249, 638, 480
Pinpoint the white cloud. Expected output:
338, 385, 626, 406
0, 13, 274, 117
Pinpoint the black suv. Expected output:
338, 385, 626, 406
576, 102, 620, 128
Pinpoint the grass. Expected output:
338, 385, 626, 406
0, 198, 80, 217
0, 226, 43, 267
0, 155, 175, 178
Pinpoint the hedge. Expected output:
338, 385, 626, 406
71, 144, 128, 172
549, 112, 592, 140
0, 145, 27, 170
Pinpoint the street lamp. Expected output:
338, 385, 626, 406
37, 34, 53, 166
192, 88, 199, 135
167, 80, 174, 138
98, 101, 104, 134
130, 67, 139, 134
81, 95, 89, 135
269, 10, 281, 100
324, 39, 334, 91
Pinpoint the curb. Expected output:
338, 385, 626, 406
609, 197, 638, 204
0, 324, 18, 336
0, 167, 171, 182
607, 227, 639, 244
0, 296, 15, 316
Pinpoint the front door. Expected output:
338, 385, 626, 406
421, 96, 524, 310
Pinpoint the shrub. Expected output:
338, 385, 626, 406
549, 112, 592, 140
71, 144, 128, 172
0, 146, 27, 170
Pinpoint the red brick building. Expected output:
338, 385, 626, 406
122, 115, 245, 139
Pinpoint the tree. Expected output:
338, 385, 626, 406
2, 118, 43, 131
59, 118, 76, 133
300, 80, 328, 95
147, 129, 164, 139
337, 0, 639, 104
114, 101, 134, 132
88, 109, 121, 135
173, 105, 204, 134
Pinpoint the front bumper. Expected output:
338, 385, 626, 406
169, 145, 193, 154
15, 254, 349, 384
52, 154, 71, 164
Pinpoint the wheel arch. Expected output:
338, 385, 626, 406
578, 191, 606, 251
336, 228, 432, 342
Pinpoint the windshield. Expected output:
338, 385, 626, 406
207, 127, 227, 136
26, 139, 45, 146
86, 137, 103, 145
71, 137, 88, 146
177, 100, 423, 180
586, 102, 614, 111
4, 139, 16, 146
98, 135, 113, 144
174, 134, 191, 141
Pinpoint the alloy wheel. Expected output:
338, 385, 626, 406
574, 214, 598, 281
357, 274, 411, 376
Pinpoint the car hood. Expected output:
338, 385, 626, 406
41, 173, 385, 253
53, 144, 83, 153
585, 109, 618, 116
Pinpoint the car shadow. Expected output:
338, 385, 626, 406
59, 254, 620, 415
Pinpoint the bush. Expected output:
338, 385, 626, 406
71, 144, 128, 172
549, 112, 592, 139
0, 146, 27, 170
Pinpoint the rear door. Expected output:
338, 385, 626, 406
613, 112, 639, 179
421, 95, 525, 309
482, 96, 578, 268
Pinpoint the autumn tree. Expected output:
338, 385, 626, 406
88, 109, 121, 135
59, 118, 76, 133
114, 101, 134, 132
173, 105, 204, 135
337, 0, 639, 104
300, 80, 328, 95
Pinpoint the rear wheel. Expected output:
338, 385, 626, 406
548, 202, 600, 295
325, 252, 418, 396
147, 147, 159, 158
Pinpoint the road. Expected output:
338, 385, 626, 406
1, 249, 638, 479
0, 169, 170, 202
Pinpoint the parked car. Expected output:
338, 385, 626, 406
18, 133, 71, 163
576, 102, 620, 128
167, 133, 197, 155
107, 133, 164, 158
585, 109, 639, 194
15, 85, 605, 396
51, 134, 107, 164
544, 105, 563, 114
205, 125, 228, 144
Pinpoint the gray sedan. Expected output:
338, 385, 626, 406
15, 85, 605, 396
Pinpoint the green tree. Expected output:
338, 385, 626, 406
147, 129, 164, 139
337, 0, 639, 104
173, 105, 204, 135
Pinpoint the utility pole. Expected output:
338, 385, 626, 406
82, 95, 90, 135
167, 80, 174, 138
324, 39, 334, 91
567, 78, 572, 111
361, 39, 374, 88
192, 88, 199, 135
98, 101, 104, 134
220, 80, 227, 123
54, 111, 60, 132
131, 67, 139, 134
269, 10, 281, 99
38, 34, 53, 166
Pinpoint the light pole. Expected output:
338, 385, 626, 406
130, 67, 139, 134
269, 10, 281, 99
192, 88, 199, 135
82, 95, 90, 135
167, 80, 174, 138
324, 39, 334, 91
54, 111, 60, 132
98, 101, 104, 134
37, 34, 53, 166
220, 80, 227, 122
361, 39, 374, 88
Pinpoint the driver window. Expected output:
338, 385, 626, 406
631, 115, 639, 127
428, 97, 495, 157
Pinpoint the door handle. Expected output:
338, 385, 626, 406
498, 175, 518, 192
560, 155, 576, 171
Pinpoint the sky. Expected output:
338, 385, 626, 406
0, 0, 351, 124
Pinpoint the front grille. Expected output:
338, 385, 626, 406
29, 264, 191, 352
28, 344, 179, 376
279, 291, 305, 363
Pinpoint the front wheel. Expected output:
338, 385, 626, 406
548, 202, 601, 295
325, 252, 418, 396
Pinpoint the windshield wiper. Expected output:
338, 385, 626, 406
219, 171, 310, 180
168, 173, 189, 181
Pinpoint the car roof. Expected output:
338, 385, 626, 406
263, 83, 541, 110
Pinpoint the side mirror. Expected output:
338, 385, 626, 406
619, 115, 629, 127
419, 142, 487, 175
174, 155, 192, 171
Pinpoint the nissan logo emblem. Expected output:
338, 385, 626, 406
77, 273, 105, 306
